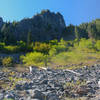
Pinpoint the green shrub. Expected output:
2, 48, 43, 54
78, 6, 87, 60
49, 39, 58, 45
0, 42, 5, 52
20, 52, 49, 67
51, 52, 68, 65
33, 42, 51, 54
26, 43, 33, 52
2, 57, 13, 67
17, 41, 27, 52
50, 38, 67, 55
79, 38, 95, 49
3, 45, 19, 53
95, 40, 100, 51
0, 42, 20, 53
56, 44, 66, 53
0, 41, 33, 53
0, 42, 5, 47
74, 38, 96, 52
50, 44, 66, 55
49, 48, 57, 57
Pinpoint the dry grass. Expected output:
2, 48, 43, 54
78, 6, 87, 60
50, 51, 100, 70
14, 64, 29, 73
65, 97, 87, 100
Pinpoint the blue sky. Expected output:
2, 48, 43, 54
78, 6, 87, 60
0, 0, 100, 25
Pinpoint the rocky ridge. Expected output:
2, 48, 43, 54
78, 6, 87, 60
0, 10, 66, 42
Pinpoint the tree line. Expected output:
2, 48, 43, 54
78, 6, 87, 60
0, 19, 100, 46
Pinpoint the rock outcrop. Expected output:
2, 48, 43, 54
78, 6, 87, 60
12, 10, 66, 41
0, 17, 3, 29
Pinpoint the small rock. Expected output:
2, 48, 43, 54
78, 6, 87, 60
5, 94, 15, 99
0, 93, 4, 100
47, 93, 60, 100
28, 90, 46, 100
76, 85, 89, 96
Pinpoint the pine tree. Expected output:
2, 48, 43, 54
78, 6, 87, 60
75, 26, 80, 45
27, 30, 32, 46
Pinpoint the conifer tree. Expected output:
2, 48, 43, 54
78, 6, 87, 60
75, 26, 80, 45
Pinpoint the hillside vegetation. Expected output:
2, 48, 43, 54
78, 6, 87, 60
0, 10, 100, 68
0, 38, 100, 68
0, 10, 100, 100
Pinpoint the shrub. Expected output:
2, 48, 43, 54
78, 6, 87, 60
2, 57, 13, 67
20, 52, 49, 67
3, 45, 19, 53
0, 42, 5, 47
49, 48, 57, 57
74, 38, 96, 52
51, 52, 68, 65
95, 40, 100, 51
49, 39, 58, 45
26, 43, 33, 52
17, 41, 27, 52
0, 42, 5, 52
79, 39, 95, 49
43, 55, 50, 67
50, 38, 67, 54
33, 42, 51, 54
55, 44, 66, 53
50, 44, 66, 55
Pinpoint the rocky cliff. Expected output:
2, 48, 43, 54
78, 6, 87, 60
0, 10, 66, 42
0, 17, 3, 29
15, 10, 66, 41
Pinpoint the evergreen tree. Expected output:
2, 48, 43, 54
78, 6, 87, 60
27, 30, 32, 46
87, 23, 97, 40
75, 26, 80, 45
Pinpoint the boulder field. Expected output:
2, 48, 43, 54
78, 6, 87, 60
0, 64, 100, 100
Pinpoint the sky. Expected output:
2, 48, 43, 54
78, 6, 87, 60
0, 0, 100, 25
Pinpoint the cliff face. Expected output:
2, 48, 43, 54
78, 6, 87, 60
13, 10, 66, 41
0, 17, 3, 29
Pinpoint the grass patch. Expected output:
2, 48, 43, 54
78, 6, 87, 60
65, 97, 87, 100
50, 51, 100, 69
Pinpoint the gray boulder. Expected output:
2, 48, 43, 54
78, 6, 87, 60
47, 93, 60, 100
0, 93, 4, 100
27, 90, 46, 100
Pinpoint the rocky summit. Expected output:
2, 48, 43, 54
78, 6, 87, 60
16, 10, 66, 41
0, 64, 100, 100
0, 10, 66, 42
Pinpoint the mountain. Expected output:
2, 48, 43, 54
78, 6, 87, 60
0, 10, 66, 43
0, 10, 100, 45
